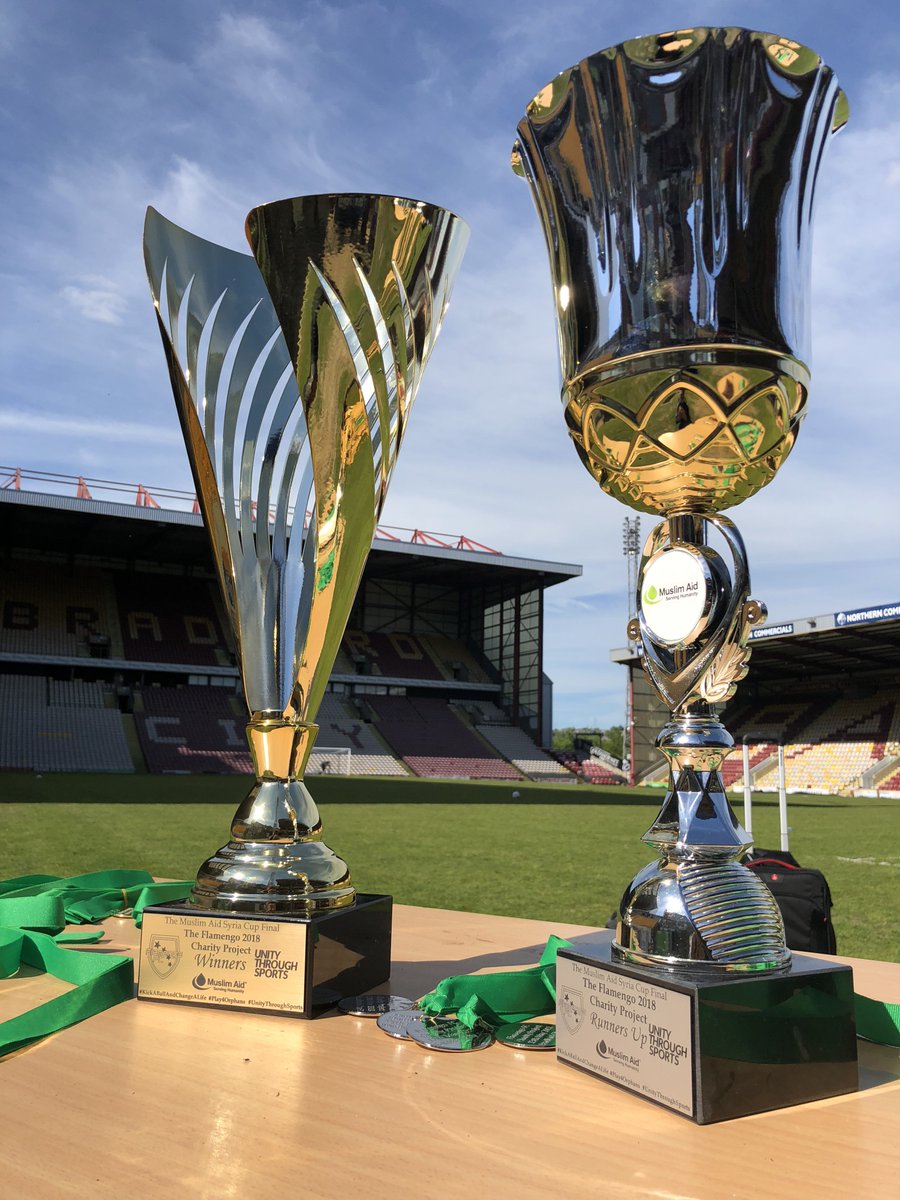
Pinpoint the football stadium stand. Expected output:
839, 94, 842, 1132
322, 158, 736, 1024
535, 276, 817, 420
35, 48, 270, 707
552, 748, 626, 785
421, 636, 493, 683
341, 630, 446, 681
115, 575, 229, 667
750, 692, 900, 795
366, 695, 522, 779
0, 559, 230, 669
0, 672, 133, 772
313, 693, 407, 776
616, 606, 900, 794
719, 742, 776, 788
0, 479, 581, 779
471, 709, 573, 781
876, 765, 900, 794
134, 685, 250, 775
7, 475, 900, 793
580, 759, 628, 785
0, 562, 123, 659
339, 631, 495, 686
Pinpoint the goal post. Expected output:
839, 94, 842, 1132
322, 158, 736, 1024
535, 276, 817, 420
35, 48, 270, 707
307, 747, 352, 775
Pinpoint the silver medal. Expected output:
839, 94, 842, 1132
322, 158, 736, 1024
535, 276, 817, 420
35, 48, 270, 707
495, 1021, 556, 1050
337, 994, 416, 1017
407, 1016, 494, 1052
376, 1009, 419, 1040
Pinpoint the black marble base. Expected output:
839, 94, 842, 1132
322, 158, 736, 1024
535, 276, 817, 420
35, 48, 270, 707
556, 941, 858, 1123
137, 893, 391, 1018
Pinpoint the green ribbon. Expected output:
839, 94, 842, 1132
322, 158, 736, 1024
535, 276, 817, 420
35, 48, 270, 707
0, 871, 193, 1058
0, 870, 193, 927
855, 992, 900, 1047
5, 871, 898, 1054
419, 934, 567, 1030
420, 936, 900, 1048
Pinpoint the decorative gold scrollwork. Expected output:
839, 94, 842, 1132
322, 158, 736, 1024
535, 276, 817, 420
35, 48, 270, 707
697, 596, 767, 704
699, 642, 750, 703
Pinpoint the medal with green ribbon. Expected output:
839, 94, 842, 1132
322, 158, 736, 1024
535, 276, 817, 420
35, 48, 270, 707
0, 871, 192, 1057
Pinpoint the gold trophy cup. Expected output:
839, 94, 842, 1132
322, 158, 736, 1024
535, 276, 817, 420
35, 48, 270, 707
515, 28, 859, 1120
137, 194, 468, 1015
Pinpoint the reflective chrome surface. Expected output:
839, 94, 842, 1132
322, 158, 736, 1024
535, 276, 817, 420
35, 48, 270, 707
614, 713, 789, 972
514, 27, 847, 515
144, 196, 468, 912
613, 512, 786, 969
337, 994, 416, 1017
407, 1016, 495, 1052
518, 28, 847, 972
635, 513, 764, 713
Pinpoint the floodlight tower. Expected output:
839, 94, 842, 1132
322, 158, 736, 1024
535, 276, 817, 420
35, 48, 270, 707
623, 516, 641, 629
623, 516, 641, 782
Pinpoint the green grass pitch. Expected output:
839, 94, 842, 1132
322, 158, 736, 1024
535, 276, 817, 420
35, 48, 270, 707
1, 773, 897, 962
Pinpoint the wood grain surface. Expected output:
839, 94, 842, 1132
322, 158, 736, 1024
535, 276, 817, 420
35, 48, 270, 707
1, 905, 898, 1199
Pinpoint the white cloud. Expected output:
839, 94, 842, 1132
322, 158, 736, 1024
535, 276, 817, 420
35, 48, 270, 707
60, 276, 128, 325
151, 157, 248, 250
192, 9, 313, 114
216, 14, 290, 60
0, 410, 182, 446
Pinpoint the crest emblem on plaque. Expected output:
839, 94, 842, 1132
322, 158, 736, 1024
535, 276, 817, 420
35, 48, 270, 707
560, 987, 584, 1034
146, 935, 182, 980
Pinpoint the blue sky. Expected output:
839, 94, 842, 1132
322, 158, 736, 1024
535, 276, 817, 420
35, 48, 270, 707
2, 1, 899, 728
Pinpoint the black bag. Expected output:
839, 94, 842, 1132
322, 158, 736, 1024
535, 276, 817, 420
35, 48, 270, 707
746, 850, 837, 954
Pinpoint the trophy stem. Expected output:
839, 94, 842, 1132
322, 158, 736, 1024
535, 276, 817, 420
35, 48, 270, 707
643, 709, 748, 853
667, 511, 706, 547
614, 510, 789, 973
613, 709, 790, 974
190, 716, 355, 915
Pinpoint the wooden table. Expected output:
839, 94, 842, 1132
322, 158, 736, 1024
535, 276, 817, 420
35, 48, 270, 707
2, 905, 898, 1199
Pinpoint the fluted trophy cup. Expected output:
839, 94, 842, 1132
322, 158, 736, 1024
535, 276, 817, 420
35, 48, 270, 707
515, 29, 858, 1120
136, 194, 468, 1015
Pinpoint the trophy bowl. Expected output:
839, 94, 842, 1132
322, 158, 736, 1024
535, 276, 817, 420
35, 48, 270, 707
513, 27, 848, 517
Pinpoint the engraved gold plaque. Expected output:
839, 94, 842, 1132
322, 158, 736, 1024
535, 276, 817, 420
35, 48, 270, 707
137, 894, 392, 1016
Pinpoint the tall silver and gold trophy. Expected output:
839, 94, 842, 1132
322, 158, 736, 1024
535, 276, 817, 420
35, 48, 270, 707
515, 29, 858, 1120
137, 194, 468, 1015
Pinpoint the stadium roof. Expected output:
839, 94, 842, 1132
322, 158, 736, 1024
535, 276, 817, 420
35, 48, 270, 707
0, 489, 581, 592
610, 602, 900, 689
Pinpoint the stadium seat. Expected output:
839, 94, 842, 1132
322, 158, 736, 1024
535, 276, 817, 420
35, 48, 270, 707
115, 576, 229, 667
367, 695, 523, 779
0, 564, 122, 659
135, 686, 250, 774
474, 720, 571, 780
341, 630, 446, 680
312, 693, 408, 775
0, 673, 133, 772
745, 693, 900, 795
404, 755, 522, 780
